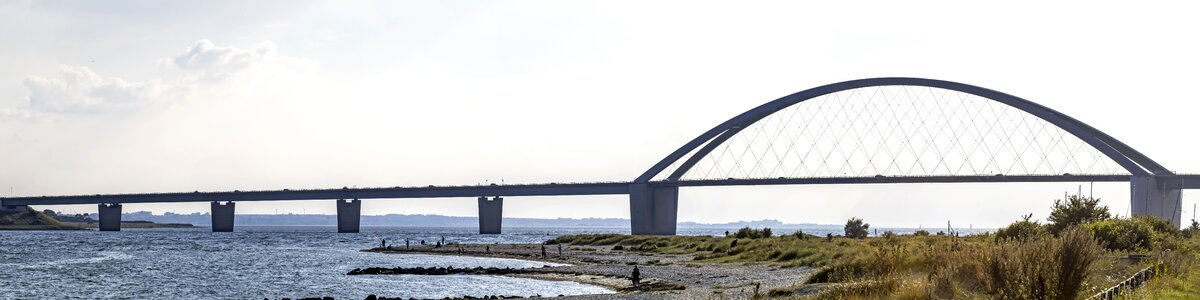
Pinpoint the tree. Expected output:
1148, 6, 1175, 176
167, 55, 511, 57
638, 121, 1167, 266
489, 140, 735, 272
844, 217, 869, 238
1047, 195, 1110, 234
1184, 219, 1200, 238
995, 214, 1048, 241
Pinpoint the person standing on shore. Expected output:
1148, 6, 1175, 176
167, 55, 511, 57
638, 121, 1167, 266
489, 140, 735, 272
381, 239, 386, 249
541, 244, 547, 258
405, 239, 410, 249
557, 243, 563, 256
631, 266, 641, 287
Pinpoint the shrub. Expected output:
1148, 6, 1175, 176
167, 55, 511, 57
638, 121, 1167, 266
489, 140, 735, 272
733, 227, 773, 239
790, 230, 808, 239
912, 230, 930, 236
1184, 219, 1200, 238
1085, 217, 1153, 251
1047, 195, 1110, 234
982, 227, 1101, 299
844, 217, 870, 239
995, 214, 1048, 241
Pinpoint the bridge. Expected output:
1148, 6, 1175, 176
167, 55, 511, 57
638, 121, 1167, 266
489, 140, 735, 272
3, 77, 1197, 234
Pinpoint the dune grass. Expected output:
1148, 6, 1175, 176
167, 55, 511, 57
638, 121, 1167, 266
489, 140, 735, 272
546, 228, 1197, 299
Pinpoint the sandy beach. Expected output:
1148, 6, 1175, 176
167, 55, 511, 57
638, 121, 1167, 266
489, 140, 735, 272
362, 242, 815, 299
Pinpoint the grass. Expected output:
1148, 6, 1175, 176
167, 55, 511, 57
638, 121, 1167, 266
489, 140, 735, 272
547, 229, 1199, 299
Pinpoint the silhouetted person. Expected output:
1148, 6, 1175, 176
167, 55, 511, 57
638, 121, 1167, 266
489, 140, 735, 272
406, 239, 410, 249
541, 244, 547, 258
557, 243, 563, 256
725, 230, 730, 236
421, 240, 426, 245
381, 239, 386, 249
631, 266, 641, 287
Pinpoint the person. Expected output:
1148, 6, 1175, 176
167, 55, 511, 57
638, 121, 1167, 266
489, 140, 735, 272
381, 239, 386, 249
405, 239, 410, 249
421, 240, 426, 245
557, 243, 563, 256
631, 266, 641, 287
541, 244, 547, 258
485, 245, 490, 254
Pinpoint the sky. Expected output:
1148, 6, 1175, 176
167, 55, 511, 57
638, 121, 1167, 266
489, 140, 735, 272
1, 0, 1199, 228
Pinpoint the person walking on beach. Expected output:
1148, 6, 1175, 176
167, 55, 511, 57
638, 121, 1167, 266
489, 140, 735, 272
631, 266, 641, 287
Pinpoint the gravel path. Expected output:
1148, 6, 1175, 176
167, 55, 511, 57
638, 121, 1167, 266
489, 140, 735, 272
364, 243, 814, 299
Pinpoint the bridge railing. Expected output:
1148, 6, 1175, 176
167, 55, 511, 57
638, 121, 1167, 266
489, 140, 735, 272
1, 180, 634, 200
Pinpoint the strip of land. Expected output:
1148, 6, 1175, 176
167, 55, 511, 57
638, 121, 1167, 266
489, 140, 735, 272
362, 240, 813, 299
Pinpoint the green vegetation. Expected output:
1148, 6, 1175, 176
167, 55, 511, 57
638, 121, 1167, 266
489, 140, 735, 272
995, 213, 1048, 241
734, 226, 773, 239
1047, 195, 1110, 234
844, 217, 869, 239
0, 206, 82, 230
548, 201, 1199, 299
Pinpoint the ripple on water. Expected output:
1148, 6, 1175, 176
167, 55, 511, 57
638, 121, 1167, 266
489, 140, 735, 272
0, 227, 617, 299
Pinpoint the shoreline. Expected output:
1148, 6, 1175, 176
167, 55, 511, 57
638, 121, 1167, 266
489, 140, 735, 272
360, 243, 813, 299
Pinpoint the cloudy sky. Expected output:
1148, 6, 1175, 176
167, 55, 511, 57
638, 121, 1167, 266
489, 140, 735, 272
2, 1, 1198, 227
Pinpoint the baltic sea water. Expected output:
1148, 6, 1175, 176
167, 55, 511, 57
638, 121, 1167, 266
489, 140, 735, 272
0, 225, 980, 299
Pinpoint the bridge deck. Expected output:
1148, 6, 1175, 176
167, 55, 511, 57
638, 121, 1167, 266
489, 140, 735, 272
4, 174, 1198, 206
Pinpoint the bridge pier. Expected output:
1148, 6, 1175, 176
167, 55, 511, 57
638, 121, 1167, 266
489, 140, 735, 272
336, 199, 361, 233
98, 203, 122, 231
210, 201, 235, 232
478, 196, 503, 234
629, 184, 677, 235
1131, 176, 1183, 227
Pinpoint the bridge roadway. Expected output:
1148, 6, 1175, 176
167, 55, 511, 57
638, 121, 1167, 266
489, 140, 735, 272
3, 174, 1198, 233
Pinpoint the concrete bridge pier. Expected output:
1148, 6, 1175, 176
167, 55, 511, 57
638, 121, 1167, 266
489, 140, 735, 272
478, 196, 503, 234
98, 203, 122, 231
336, 199, 361, 233
1131, 176, 1183, 227
629, 184, 678, 235
210, 201, 235, 232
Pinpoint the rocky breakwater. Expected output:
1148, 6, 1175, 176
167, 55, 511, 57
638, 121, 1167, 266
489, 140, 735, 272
347, 266, 535, 276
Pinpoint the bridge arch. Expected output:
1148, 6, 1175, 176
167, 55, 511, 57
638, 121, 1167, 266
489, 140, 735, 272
636, 77, 1170, 183
627, 78, 1182, 234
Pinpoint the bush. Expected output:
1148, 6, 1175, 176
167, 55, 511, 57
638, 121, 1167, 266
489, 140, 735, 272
1047, 195, 1110, 234
1184, 220, 1200, 238
790, 230, 808, 239
912, 230, 930, 236
844, 217, 869, 239
733, 227, 773, 239
1085, 217, 1153, 251
982, 227, 1101, 299
995, 214, 1048, 241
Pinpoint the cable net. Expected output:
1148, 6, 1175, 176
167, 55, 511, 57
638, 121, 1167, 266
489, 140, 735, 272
660, 86, 1127, 180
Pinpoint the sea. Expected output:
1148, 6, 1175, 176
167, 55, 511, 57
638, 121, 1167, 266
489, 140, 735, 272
0, 226, 987, 299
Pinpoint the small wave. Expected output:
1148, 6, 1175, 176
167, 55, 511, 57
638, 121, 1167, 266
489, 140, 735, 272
26, 251, 134, 268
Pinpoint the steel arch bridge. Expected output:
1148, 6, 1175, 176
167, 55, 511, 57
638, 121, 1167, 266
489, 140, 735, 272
3, 77, 1195, 234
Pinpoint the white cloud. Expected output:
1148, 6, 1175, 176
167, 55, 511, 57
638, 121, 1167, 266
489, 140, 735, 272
22, 65, 168, 113
169, 39, 278, 70
17, 40, 314, 115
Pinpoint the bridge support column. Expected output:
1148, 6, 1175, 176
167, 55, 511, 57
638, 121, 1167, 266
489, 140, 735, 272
1131, 176, 1183, 227
478, 196, 503, 234
98, 203, 122, 232
629, 184, 678, 235
210, 201, 235, 232
337, 199, 361, 233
